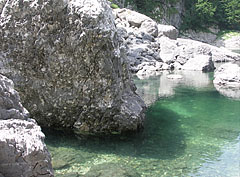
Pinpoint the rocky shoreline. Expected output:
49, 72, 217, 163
0, 75, 53, 177
0, 0, 240, 176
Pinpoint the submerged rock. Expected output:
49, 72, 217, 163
213, 63, 240, 99
85, 162, 140, 177
0, 0, 145, 134
0, 119, 54, 177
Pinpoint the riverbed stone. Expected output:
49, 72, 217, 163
85, 162, 140, 177
0, 0, 145, 134
0, 119, 54, 177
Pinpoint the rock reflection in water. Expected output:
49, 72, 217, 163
135, 70, 212, 106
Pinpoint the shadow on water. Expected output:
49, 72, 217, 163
43, 104, 186, 161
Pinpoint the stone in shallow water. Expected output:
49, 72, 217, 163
85, 162, 140, 177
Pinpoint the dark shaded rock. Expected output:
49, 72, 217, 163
0, 0, 145, 134
85, 162, 140, 177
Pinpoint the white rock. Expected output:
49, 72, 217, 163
182, 55, 215, 72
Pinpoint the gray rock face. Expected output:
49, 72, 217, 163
158, 24, 179, 40
0, 119, 54, 177
0, 0, 145, 134
0, 74, 29, 120
158, 0, 185, 28
182, 55, 215, 72
213, 63, 240, 99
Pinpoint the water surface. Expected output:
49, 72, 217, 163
44, 71, 240, 177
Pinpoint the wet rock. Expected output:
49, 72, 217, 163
85, 162, 140, 177
0, 119, 54, 177
0, 0, 145, 134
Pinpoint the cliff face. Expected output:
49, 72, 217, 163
0, 0, 145, 134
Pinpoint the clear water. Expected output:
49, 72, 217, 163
43, 71, 240, 177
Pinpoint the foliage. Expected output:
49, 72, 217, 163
110, 3, 119, 9
217, 30, 240, 40
181, 0, 240, 31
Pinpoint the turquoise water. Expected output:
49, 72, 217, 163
44, 71, 240, 177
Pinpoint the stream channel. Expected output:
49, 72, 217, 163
43, 70, 240, 177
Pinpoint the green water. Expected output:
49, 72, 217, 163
44, 71, 240, 177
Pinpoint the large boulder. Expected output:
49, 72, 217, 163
0, 0, 145, 134
213, 63, 240, 99
0, 119, 54, 177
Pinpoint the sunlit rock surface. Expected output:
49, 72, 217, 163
214, 63, 240, 99
0, 0, 145, 134
0, 119, 54, 177
0, 75, 53, 177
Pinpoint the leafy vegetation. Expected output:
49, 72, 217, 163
217, 30, 240, 40
181, 0, 240, 31
110, 0, 239, 31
